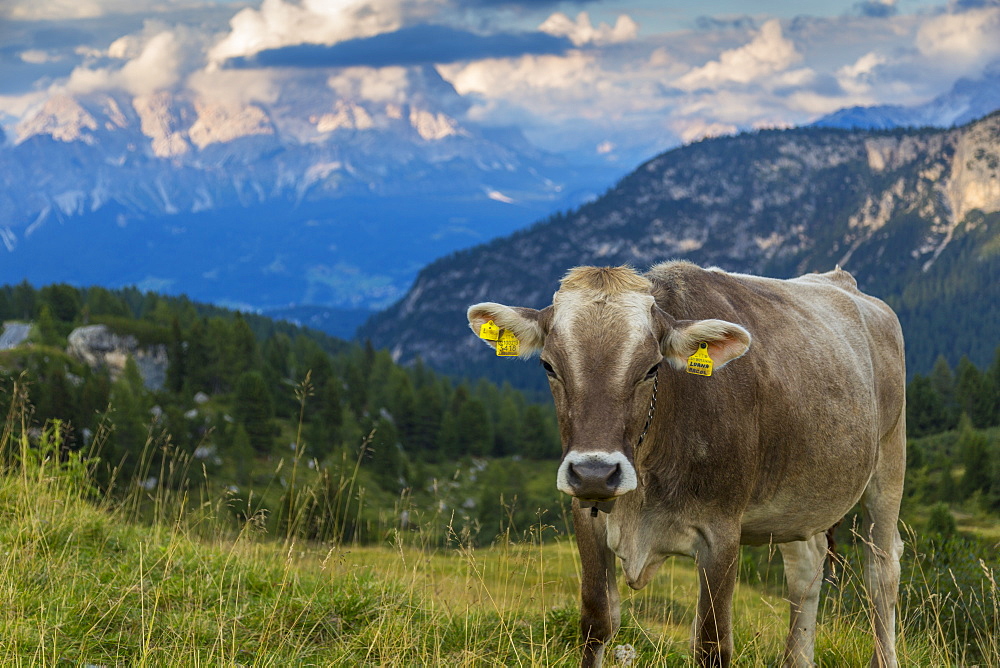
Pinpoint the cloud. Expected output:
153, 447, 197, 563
852, 0, 898, 18
62, 30, 183, 95
1, 0, 205, 21
450, 0, 601, 7
675, 19, 807, 89
6, 0, 1000, 171
538, 11, 638, 46
836, 51, 889, 95
208, 0, 440, 64
58, 23, 210, 97
916, 5, 1000, 71
223, 24, 572, 69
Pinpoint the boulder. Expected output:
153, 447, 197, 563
66, 324, 168, 390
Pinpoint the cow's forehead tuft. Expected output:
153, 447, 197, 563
559, 265, 651, 295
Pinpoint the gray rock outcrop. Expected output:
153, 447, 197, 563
66, 324, 168, 390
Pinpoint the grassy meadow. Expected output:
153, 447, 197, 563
1, 412, 998, 666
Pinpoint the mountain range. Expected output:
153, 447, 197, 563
2, 62, 999, 351
0, 66, 622, 314
360, 111, 1000, 387
813, 64, 1000, 131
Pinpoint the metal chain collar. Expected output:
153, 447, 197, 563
635, 373, 658, 451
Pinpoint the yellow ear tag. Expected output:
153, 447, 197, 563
686, 342, 713, 377
496, 329, 520, 357
479, 320, 500, 341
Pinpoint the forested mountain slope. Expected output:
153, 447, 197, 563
361, 112, 1000, 386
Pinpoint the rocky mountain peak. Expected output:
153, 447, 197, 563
16, 95, 99, 145
359, 113, 1000, 383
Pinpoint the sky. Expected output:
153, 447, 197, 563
2, 0, 1000, 161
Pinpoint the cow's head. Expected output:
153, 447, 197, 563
468, 266, 750, 506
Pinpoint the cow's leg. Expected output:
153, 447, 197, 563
692, 535, 740, 667
860, 420, 906, 668
572, 501, 620, 668
778, 533, 827, 667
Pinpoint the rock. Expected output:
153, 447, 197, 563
66, 324, 168, 390
0, 321, 32, 350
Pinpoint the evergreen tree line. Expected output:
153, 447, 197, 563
905, 348, 1000, 437
0, 282, 562, 498
903, 348, 1000, 516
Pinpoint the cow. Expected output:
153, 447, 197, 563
467, 261, 905, 668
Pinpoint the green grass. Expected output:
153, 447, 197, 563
0, 416, 997, 665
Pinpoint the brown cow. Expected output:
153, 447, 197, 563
468, 261, 905, 668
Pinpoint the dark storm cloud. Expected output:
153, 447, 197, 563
853, 1, 899, 17
224, 24, 572, 69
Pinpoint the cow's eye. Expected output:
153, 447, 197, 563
644, 362, 660, 380
540, 359, 557, 377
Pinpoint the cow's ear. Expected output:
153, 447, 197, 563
467, 302, 550, 357
661, 318, 751, 370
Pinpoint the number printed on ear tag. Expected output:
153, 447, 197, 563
496, 329, 520, 356
479, 320, 500, 341
686, 342, 713, 376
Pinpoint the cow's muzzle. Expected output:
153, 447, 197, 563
556, 450, 637, 501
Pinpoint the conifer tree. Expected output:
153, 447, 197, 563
35, 304, 60, 347
12, 280, 35, 320
929, 356, 959, 430
957, 414, 991, 499
906, 374, 949, 437
233, 315, 259, 370
955, 357, 991, 428
39, 283, 81, 322
107, 357, 149, 480
166, 317, 186, 394
233, 371, 274, 453
184, 319, 212, 394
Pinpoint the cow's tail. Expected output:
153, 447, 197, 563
824, 520, 844, 585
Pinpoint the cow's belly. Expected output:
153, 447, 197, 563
739, 481, 868, 545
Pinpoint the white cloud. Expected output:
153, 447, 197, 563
4, 0, 106, 20
63, 30, 186, 96
208, 0, 446, 64
836, 51, 888, 96
57, 22, 217, 100
1, 0, 206, 20
675, 19, 806, 89
671, 119, 738, 144
0, 91, 48, 123
539, 11, 639, 47
187, 67, 281, 109
326, 67, 412, 104
19, 50, 60, 65
916, 6, 1000, 71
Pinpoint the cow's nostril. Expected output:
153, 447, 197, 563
606, 463, 621, 488
567, 462, 580, 487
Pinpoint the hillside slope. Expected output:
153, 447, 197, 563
361, 113, 1000, 384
